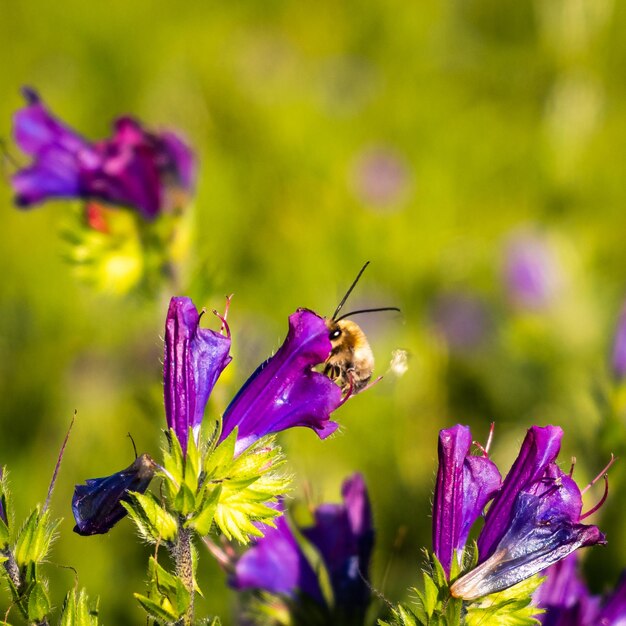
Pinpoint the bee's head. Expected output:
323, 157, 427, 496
325, 318, 344, 346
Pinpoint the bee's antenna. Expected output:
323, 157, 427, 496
334, 306, 401, 323
332, 261, 371, 320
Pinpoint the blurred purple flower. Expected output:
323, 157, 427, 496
432, 425, 501, 576
451, 426, 606, 600
430, 292, 491, 351
220, 308, 343, 456
12, 87, 195, 220
611, 304, 626, 380
533, 554, 600, 626
164, 297, 232, 454
231, 474, 373, 622
598, 570, 626, 625
351, 147, 411, 210
504, 233, 562, 310
231, 500, 322, 602
72, 454, 156, 536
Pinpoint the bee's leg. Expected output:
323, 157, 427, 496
338, 371, 355, 406
356, 375, 383, 394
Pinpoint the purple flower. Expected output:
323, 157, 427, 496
220, 308, 343, 455
350, 146, 411, 210
74, 298, 347, 535
12, 87, 195, 220
598, 571, 626, 625
611, 303, 626, 380
231, 474, 373, 622
430, 293, 491, 352
164, 297, 232, 454
432, 425, 501, 576
451, 426, 606, 601
533, 555, 600, 626
231, 501, 322, 602
72, 454, 156, 536
504, 233, 562, 310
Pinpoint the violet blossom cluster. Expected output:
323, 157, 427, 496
12, 88, 195, 220
432, 424, 606, 601
72, 297, 344, 535
534, 553, 626, 626
229, 473, 374, 625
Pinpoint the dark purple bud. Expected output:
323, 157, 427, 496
533, 554, 600, 626
432, 425, 501, 576
611, 304, 626, 380
220, 309, 342, 455
72, 453, 156, 536
164, 297, 232, 454
452, 464, 605, 601
478, 425, 563, 560
12, 88, 196, 220
504, 233, 562, 310
231, 501, 323, 602
302, 473, 374, 620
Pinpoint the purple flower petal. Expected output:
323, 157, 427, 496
72, 454, 156, 536
504, 233, 562, 310
451, 485, 605, 601
598, 570, 626, 625
12, 89, 97, 207
432, 425, 501, 576
230, 501, 323, 602
534, 554, 600, 626
11, 88, 196, 219
478, 425, 563, 561
220, 309, 342, 455
611, 304, 626, 380
164, 297, 232, 454
302, 473, 374, 619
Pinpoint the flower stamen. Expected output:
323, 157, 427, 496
581, 454, 616, 495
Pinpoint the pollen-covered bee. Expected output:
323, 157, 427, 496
323, 262, 400, 394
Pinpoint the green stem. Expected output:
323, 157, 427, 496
173, 527, 194, 626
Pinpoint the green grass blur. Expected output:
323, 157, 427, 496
1, 0, 626, 623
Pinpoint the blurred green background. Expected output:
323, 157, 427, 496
1, 0, 626, 623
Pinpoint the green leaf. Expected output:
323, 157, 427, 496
211, 437, 291, 544
465, 574, 544, 626
134, 556, 191, 622
14, 508, 60, 567
27, 582, 50, 622
204, 428, 237, 479
134, 593, 179, 622
121, 492, 178, 544
161, 429, 185, 497
60, 588, 99, 626
184, 430, 201, 493
422, 572, 439, 617
174, 483, 196, 517
185, 485, 222, 535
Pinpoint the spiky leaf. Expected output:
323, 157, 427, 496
121, 492, 178, 544
59, 587, 100, 626
14, 508, 60, 567
27, 582, 50, 622
465, 575, 544, 626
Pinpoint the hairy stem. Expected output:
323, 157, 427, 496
173, 527, 194, 626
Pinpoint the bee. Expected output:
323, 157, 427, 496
324, 261, 400, 394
